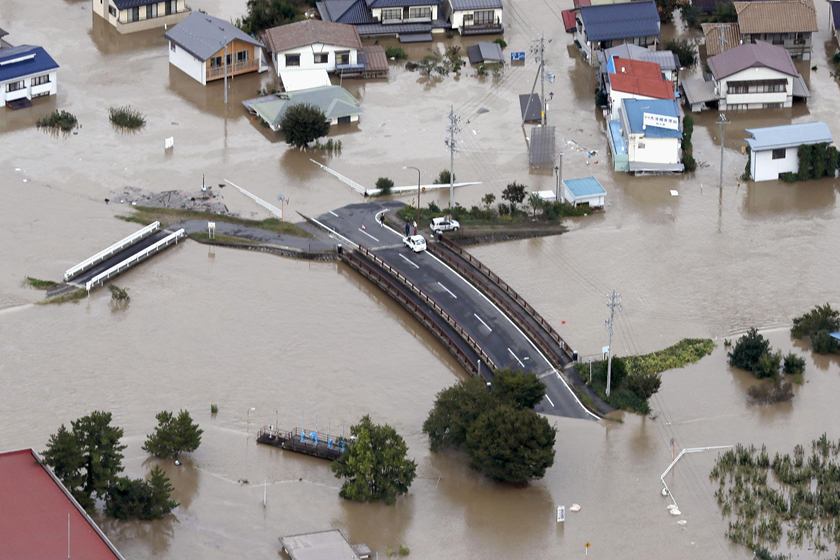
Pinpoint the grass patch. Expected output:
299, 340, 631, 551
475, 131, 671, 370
188, 232, 261, 246
37, 110, 78, 132
623, 338, 715, 376
38, 289, 88, 305
385, 46, 408, 60
109, 106, 146, 129
26, 277, 58, 290
123, 206, 313, 239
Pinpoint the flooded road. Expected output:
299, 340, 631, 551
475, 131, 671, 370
2, 0, 840, 558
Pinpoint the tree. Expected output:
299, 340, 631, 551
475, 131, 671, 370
655, 0, 679, 23
791, 304, 840, 339
812, 330, 840, 355
105, 466, 178, 520
376, 177, 394, 195
148, 466, 179, 519
783, 353, 806, 375
423, 378, 494, 451
493, 369, 546, 409
433, 170, 455, 184
235, 0, 304, 35
278, 103, 330, 148
464, 405, 555, 484
728, 328, 771, 373
501, 182, 526, 213
664, 39, 697, 68
332, 415, 417, 505
72, 411, 127, 506
41, 425, 87, 508
626, 372, 662, 400
754, 350, 782, 379
481, 193, 496, 209
709, 1, 737, 23
143, 410, 203, 459
526, 192, 543, 217
593, 356, 628, 389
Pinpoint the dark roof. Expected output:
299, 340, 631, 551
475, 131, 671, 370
0, 449, 125, 560
356, 21, 433, 34
579, 1, 660, 42
573, 0, 591, 8
449, 0, 502, 9
164, 13, 263, 61
113, 0, 165, 8
317, 0, 376, 24
834, 2, 840, 30
467, 41, 504, 63
0, 27, 8, 38
264, 20, 362, 52
0, 45, 59, 83
707, 40, 797, 79
519, 93, 542, 122
368, 0, 440, 6
692, 0, 725, 14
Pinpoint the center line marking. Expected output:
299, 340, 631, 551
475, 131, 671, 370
474, 313, 492, 332
358, 228, 379, 242
545, 395, 555, 407
437, 282, 457, 299
399, 254, 419, 268
508, 348, 525, 368
329, 211, 339, 217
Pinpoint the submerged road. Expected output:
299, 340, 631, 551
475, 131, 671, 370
316, 202, 594, 421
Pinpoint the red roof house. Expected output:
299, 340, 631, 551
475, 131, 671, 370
608, 57, 674, 102
561, 10, 577, 33
0, 449, 126, 560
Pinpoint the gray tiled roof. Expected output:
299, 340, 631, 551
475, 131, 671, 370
164, 13, 264, 61
579, 0, 660, 42
369, 0, 441, 6
0, 27, 8, 38
356, 21, 432, 34
449, 0, 502, 10
318, 0, 376, 24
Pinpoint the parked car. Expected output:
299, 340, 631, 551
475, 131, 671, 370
430, 216, 460, 233
403, 234, 427, 253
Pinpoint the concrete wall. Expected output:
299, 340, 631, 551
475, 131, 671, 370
1, 70, 58, 103
717, 66, 793, 110
608, 89, 659, 117
628, 135, 681, 165
273, 44, 358, 75
564, 186, 605, 207
169, 41, 205, 85
372, 4, 438, 22
449, 7, 502, 28
751, 147, 799, 181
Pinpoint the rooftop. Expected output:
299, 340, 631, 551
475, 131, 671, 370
734, 0, 818, 34
280, 530, 362, 560
467, 41, 504, 63
367, 0, 441, 6
701, 22, 741, 56
0, 449, 125, 560
834, 2, 840, 31
579, 1, 660, 42
563, 177, 607, 197
245, 85, 362, 129
597, 43, 679, 72
113, 0, 169, 8
449, 0, 503, 9
562, 9, 577, 32
317, 0, 376, 24
164, 13, 264, 61
264, 19, 362, 53
707, 40, 797, 80
745, 121, 832, 151
608, 57, 674, 100
0, 45, 59, 83
622, 98, 682, 139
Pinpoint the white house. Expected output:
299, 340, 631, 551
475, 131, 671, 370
446, 0, 503, 35
0, 45, 59, 106
92, 0, 191, 34
574, 1, 660, 67
264, 20, 362, 76
562, 177, 607, 208
617, 98, 684, 173
164, 13, 266, 86
606, 56, 674, 119
745, 121, 833, 181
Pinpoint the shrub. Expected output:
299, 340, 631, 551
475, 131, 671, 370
664, 38, 697, 68
779, 172, 799, 183
278, 102, 330, 148
683, 153, 697, 172
109, 106, 146, 129
385, 46, 408, 60
234, 0, 303, 35
791, 304, 840, 339
753, 350, 782, 379
626, 372, 662, 400
747, 379, 794, 404
502, 182, 526, 213
728, 328, 771, 373
593, 356, 628, 389
812, 330, 840, 354
376, 177, 394, 195
783, 353, 805, 375
681, 115, 694, 150
594, 89, 608, 106
398, 544, 410, 556
109, 284, 130, 304
37, 110, 78, 132
493, 38, 507, 49
709, 1, 737, 22
26, 277, 58, 290
481, 193, 496, 209
433, 170, 454, 184
210, 404, 219, 414
679, 3, 701, 28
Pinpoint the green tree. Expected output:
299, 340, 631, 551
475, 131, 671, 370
812, 330, 840, 355
105, 466, 178, 520
279, 103, 330, 148
728, 328, 771, 373
783, 352, 806, 375
656, 0, 679, 23
798, 144, 812, 180
681, 114, 694, 151
332, 415, 417, 505
626, 372, 662, 400
664, 39, 696, 68
41, 425, 87, 508
464, 405, 555, 484
593, 356, 628, 389
502, 182, 526, 213
433, 170, 455, 184
148, 465, 179, 518
526, 192, 543, 217
709, 1, 737, 22
235, 0, 304, 35
481, 193, 496, 209
791, 304, 840, 339
72, 411, 127, 506
376, 177, 394, 195
493, 369, 546, 409
143, 410, 203, 459
754, 350, 782, 379
423, 379, 494, 451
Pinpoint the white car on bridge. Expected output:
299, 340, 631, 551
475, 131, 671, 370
403, 235, 427, 253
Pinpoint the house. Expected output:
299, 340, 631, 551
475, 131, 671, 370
562, 10, 577, 33
317, 0, 451, 42
444, 0, 503, 35
243, 85, 362, 131
281, 530, 370, 560
1, 45, 59, 108
0, 448, 126, 560
607, 98, 684, 173
562, 177, 607, 208
164, 13, 267, 86
574, 1, 661, 67
831, 2, 840, 45
734, 0, 818, 61
264, 20, 362, 76
0, 27, 11, 49
597, 44, 680, 91
92, 0, 191, 34
606, 57, 674, 115
744, 121, 833, 181
701, 23, 741, 56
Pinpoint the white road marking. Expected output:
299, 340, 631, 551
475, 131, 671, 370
399, 254, 420, 269
358, 228, 380, 242
508, 348, 525, 368
546, 395, 555, 407
437, 282, 457, 299
474, 313, 492, 332
329, 211, 339, 217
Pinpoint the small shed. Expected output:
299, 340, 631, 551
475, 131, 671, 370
529, 125, 555, 168
467, 42, 504, 64
744, 121, 833, 182
563, 177, 606, 208
519, 93, 542, 122
280, 530, 368, 560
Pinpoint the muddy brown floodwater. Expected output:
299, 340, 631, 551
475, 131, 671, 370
2, 0, 840, 558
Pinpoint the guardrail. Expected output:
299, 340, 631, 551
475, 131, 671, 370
341, 250, 493, 376
85, 229, 185, 292
225, 179, 283, 220
434, 235, 575, 362
64, 222, 160, 282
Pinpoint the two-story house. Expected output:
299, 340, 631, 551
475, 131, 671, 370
574, 0, 661, 67
92, 0, 191, 34
734, 0, 818, 61
444, 0, 503, 35
1, 45, 59, 108
606, 57, 675, 117
265, 20, 363, 76
614, 98, 684, 173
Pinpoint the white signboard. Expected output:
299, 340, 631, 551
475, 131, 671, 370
642, 112, 679, 131
164, 137, 175, 149
557, 505, 565, 523
602, 345, 610, 354
208, 222, 216, 229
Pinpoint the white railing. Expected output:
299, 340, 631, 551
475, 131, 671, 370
65, 222, 160, 282
309, 159, 367, 195
661, 445, 733, 510
85, 229, 184, 292
224, 179, 284, 220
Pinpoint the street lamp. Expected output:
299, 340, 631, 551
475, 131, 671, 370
403, 166, 420, 235
247, 407, 256, 426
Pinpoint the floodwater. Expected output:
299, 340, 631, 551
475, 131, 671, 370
1, 0, 839, 558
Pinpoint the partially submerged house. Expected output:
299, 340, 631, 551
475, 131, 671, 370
605, 57, 675, 114
607, 98, 684, 174
444, 0, 504, 35
243, 85, 362, 131
734, 0, 818, 61
92, 0, 191, 34
574, 1, 661, 67
1, 45, 59, 108
744, 121, 833, 181
562, 177, 607, 208
597, 43, 680, 91
831, 2, 840, 45
466, 41, 504, 64
164, 13, 267, 86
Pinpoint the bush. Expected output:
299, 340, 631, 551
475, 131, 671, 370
492, 369, 546, 409
432, 170, 454, 184
728, 328, 771, 373
681, 115, 694, 150
385, 46, 408, 60
37, 110, 78, 132
747, 379, 794, 404
26, 277, 58, 290
779, 172, 799, 183
626, 372, 662, 400
210, 404, 218, 414
109, 284, 130, 304
493, 38, 507, 49
812, 330, 840, 354
783, 353, 806, 375
376, 177, 394, 195
108, 106, 146, 129
595, 89, 608, 106
683, 153, 697, 172
502, 182, 526, 213
679, 3, 701, 28
791, 304, 840, 339
278, 102, 330, 148
664, 39, 697, 68
234, 0, 304, 35
142, 410, 203, 459
709, 1, 737, 22
754, 350, 782, 379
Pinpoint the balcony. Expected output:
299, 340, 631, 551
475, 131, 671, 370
460, 17, 503, 35
115, 8, 191, 34
207, 59, 259, 81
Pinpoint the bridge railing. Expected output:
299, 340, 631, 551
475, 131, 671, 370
64, 221, 160, 282
341, 249, 493, 376
435, 235, 575, 361
85, 229, 185, 292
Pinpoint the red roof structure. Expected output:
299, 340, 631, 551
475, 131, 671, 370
0, 449, 125, 560
608, 57, 674, 100
561, 9, 577, 32
573, 0, 591, 8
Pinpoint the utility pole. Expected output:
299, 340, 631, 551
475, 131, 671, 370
223, 38, 229, 105
605, 291, 622, 397
555, 151, 563, 202
445, 105, 461, 215
521, 35, 547, 127
539, 34, 546, 125
716, 113, 728, 188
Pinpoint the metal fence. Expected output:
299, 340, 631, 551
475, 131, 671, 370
65, 221, 160, 282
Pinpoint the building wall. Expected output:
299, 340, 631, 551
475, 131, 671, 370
449, 7, 503, 28
608, 89, 660, 117
273, 44, 358, 75
628, 134, 681, 164
168, 41, 205, 85
564, 186, 605, 207
742, 32, 812, 61
371, 4, 439, 22
204, 40, 260, 82
751, 147, 799, 181
717, 66, 793, 109
1, 70, 58, 103
93, 0, 189, 32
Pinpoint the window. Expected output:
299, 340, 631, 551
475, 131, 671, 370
31, 74, 51, 86
109, 5, 116, 16
772, 148, 786, 160
166, 0, 176, 15
473, 10, 494, 24
6, 80, 24, 92
314, 53, 329, 64
793, 32, 807, 45
146, 3, 157, 19
210, 55, 222, 68
285, 54, 300, 67
381, 8, 402, 21
170, 42, 176, 52
335, 51, 350, 65
727, 79, 786, 94
638, 142, 646, 149
125, 7, 139, 22
237, 50, 249, 63
409, 6, 431, 19
763, 103, 782, 109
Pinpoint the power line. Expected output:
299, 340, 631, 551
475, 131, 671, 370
445, 105, 461, 213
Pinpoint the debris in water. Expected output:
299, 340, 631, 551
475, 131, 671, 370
677, 520, 687, 526
477, 108, 489, 114
670, 190, 679, 196
570, 504, 581, 512
670, 508, 681, 516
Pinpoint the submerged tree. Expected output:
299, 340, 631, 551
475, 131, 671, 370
423, 378, 494, 451
492, 369, 546, 409
279, 103, 330, 148
143, 410, 203, 459
106, 466, 178, 520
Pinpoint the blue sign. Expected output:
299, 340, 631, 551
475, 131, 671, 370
511, 51, 526, 61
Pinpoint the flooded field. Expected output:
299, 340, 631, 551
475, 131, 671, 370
2, 0, 840, 558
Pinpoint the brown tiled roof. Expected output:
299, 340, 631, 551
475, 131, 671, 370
701, 22, 741, 56
361, 45, 388, 72
264, 20, 362, 53
734, 0, 818, 34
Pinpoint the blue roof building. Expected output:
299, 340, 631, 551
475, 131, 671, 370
562, 177, 607, 208
574, 1, 660, 67
0, 45, 59, 107
615, 98, 684, 174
